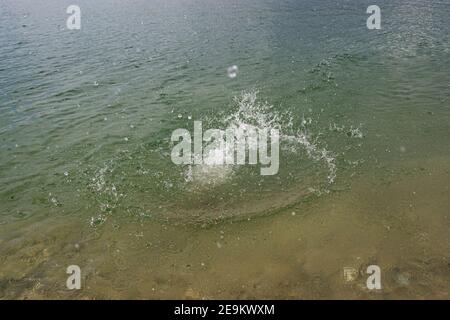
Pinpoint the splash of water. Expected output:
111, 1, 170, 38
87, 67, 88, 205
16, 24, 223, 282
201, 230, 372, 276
182, 90, 338, 186
227, 90, 337, 184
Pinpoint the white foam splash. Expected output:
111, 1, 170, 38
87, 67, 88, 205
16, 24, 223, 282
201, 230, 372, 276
184, 90, 338, 185
185, 150, 234, 187
88, 164, 121, 217
229, 90, 337, 184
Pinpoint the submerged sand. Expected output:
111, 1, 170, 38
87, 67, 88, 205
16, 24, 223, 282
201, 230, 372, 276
0, 156, 449, 299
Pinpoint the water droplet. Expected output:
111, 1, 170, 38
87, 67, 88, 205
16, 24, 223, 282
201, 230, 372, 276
50, 197, 59, 206
227, 65, 238, 79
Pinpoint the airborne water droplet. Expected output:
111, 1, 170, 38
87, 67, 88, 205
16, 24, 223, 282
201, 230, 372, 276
227, 65, 238, 79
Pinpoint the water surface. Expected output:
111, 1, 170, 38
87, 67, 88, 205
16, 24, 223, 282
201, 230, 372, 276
0, 0, 449, 299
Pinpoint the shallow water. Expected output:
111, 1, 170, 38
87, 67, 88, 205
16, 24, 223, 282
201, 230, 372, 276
0, 0, 449, 299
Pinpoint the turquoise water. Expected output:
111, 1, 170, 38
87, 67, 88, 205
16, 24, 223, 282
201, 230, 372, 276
0, 0, 449, 298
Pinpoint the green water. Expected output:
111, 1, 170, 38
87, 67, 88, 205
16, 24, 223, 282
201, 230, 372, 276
0, 0, 449, 298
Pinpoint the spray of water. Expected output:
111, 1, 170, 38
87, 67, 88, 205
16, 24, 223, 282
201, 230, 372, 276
185, 90, 337, 185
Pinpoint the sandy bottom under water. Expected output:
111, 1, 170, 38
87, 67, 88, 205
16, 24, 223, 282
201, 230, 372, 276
0, 156, 449, 299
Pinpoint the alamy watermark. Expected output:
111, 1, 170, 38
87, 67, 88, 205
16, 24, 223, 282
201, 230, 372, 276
66, 5, 81, 30
66, 265, 81, 290
367, 5, 381, 30
171, 121, 280, 175
343, 265, 382, 290
65, 5, 380, 32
